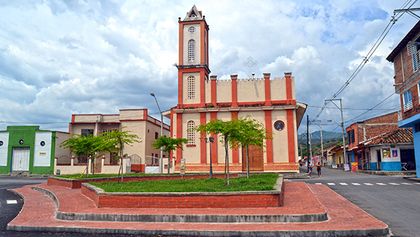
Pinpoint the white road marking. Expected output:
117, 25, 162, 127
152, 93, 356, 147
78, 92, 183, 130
363, 183, 373, 186
401, 183, 413, 185
339, 182, 348, 186
351, 183, 361, 186
6, 200, 17, 204
376, 183, 386, 186
389, 183, 400, 185
327, 183, 335, 186
315, 183, 322, 185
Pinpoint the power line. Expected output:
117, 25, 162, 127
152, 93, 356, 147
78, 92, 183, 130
344, 93, 397, 124
306, 105, 399, 111
314, 0, 417, 120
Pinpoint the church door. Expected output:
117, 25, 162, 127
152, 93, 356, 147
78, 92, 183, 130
242, 145, 264, 172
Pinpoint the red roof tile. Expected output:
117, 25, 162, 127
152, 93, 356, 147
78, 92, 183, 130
366, 128, 413, 145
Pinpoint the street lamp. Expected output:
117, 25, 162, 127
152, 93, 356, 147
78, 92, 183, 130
206, 136, 214, 178
150, 92, 164, 174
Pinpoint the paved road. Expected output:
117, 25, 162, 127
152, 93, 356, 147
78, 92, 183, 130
298, 167, 420, 237
0, 176, 141, 237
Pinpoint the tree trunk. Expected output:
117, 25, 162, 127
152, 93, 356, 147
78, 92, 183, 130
224, 136, 230, 186
85, 156, 89, 178
246, 145, 250, 178
119, 148, 124, 182
91, 157, 95, 175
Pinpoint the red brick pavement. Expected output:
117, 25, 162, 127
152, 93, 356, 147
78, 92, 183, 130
7, 182, 389, 236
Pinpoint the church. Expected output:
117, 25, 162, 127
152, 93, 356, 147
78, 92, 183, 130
168, 6, 306, 173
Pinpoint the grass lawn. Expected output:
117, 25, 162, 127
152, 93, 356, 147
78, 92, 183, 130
57, 173, 155, 179
91, 173, 279, 192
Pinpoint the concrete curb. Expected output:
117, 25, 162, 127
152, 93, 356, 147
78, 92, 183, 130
34, 185, 328, 223
403, 176, 420, 182
7, 224, 391, 237
356, 170, 415, 176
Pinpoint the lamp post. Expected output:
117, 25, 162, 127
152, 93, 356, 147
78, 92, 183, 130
150, 92, 164, 174
206, 136, 214, 178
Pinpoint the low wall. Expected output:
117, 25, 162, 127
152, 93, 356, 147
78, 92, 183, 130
81, 176, 283, 209
55, 165, 86, 175
131, 164, 145, 173
48, 173, 241, 189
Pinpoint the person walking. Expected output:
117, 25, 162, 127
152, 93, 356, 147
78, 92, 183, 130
308, 162, 313, 177
316, 162, 322, 177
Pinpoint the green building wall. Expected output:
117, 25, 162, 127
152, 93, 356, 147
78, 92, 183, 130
0, 126, 57, 175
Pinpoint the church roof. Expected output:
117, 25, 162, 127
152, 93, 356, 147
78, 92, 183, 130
184, 5, 203, 21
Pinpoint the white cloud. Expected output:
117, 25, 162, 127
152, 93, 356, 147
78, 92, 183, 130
0, 0, 418, 133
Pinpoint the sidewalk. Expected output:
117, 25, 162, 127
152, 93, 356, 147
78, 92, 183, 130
7, 181, 390, 237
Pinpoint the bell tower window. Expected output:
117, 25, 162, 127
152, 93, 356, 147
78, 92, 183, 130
187, 120, 196, 145
188, 26, 195, 33
188, 39, 195, 63
187, 76, 195, 100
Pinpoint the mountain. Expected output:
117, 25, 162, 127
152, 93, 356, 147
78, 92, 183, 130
298, 131, 342, 144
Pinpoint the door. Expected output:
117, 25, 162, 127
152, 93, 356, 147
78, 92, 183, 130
242, 145, 264, 171
12, 148, 30, 171
400, 149, 415, 170
376, 150, 381, 170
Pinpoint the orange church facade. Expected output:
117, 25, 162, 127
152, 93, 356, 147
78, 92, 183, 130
169, 6, 306, 173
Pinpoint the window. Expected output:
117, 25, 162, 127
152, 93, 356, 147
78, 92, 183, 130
410, 38, 420, 72
188, 39, 195, 62
187, 76, 195, 99
81, 129, 94, 136
155, 132, 159, 139
188, 26, 195, 33
403, 90, 413, 111
347, 130, 355, 144
187, 120, 195, 145
418, 82, 420, 104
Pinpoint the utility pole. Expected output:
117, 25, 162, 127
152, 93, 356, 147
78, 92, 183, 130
150, 93, 164, 174
325, 98, 348, 169
306, 115, 310, 170
309, 130, 313, 164
319, 125, 324, 165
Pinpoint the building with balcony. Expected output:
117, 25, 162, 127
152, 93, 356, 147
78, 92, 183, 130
68, 108, 170, 174
168, 6, 307, 173
387, 21, 420, 177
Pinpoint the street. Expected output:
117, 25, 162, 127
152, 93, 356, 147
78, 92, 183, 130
1, 172, 420, 237
300, 167, 420, 237
0, 177, 140, 237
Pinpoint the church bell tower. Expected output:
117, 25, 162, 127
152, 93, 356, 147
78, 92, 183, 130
177, 5, 210, 108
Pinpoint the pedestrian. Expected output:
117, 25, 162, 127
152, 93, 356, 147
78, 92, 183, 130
308, 162, 313, 177
316, 162, 322, 177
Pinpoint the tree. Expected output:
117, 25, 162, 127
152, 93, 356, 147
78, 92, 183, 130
100, 130, 140, 182
153, 136, 188, 174
197, 120, 242, 185
61, 135, 103, 177
235, 118, 269, 178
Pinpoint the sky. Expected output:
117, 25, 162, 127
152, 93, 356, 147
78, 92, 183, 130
0, 0, 418, 133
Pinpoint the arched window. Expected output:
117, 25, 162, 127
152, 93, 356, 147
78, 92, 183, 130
188, 39, 195, 62
187, 76, 195, 99
188, 26, 195, 33
187, 120, 195, 145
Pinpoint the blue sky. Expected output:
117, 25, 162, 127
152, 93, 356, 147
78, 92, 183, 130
0, 0, 418, 133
